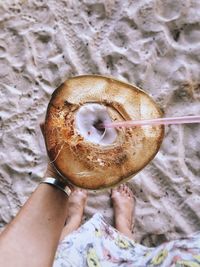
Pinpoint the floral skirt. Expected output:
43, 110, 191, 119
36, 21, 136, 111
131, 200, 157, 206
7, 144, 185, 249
53, 213, 200, 267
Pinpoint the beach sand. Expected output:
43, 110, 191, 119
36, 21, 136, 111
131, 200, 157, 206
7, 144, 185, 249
0, 0, 200, 247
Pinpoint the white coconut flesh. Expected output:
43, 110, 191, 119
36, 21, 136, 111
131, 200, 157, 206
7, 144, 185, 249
75, 103, 117, 146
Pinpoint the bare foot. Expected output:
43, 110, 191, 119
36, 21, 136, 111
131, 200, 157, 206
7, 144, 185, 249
60, 188, 87, 241
111, 184, 135, 239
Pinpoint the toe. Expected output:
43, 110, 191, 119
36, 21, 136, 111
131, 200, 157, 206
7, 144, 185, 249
82, 189, 88, 198
119, 184, 125, 193
123, 184, 129, 195
71, 186, 77, 193
111, 187, 120, 198
112, 184, 134, 199
125, 185, 133, 197
79, 189, 88, 198
122, 184, 128, 196
118, 184, 123, 193
129, 189, 134, 198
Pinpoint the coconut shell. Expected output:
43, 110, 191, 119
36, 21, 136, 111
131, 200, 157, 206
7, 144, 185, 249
44, 75, 164, 190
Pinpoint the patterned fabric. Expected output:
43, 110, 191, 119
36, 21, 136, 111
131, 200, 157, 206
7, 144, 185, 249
53, 213, 200, 267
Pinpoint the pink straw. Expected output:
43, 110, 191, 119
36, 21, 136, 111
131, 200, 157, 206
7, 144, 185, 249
104, 115, 200, 128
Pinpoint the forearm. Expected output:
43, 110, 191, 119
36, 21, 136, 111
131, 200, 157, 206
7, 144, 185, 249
0, 183, 68, 267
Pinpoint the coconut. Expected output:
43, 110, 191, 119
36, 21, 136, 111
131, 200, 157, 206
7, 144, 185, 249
44, 75, 164, 190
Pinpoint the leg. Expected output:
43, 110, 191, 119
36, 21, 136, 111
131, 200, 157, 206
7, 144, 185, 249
111, 184, 135, 240
60, 188, 87, 241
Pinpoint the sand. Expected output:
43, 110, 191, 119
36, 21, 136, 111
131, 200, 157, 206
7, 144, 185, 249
0, 0, 200, 247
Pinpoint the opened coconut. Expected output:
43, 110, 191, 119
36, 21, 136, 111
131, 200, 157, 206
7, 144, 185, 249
44, 75, 164, 190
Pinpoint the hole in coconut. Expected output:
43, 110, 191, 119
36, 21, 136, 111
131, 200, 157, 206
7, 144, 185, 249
93, 119, 105, 134
75, 103, 117, 146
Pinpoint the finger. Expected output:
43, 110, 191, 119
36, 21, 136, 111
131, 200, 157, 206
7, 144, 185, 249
40, 123, 45, 136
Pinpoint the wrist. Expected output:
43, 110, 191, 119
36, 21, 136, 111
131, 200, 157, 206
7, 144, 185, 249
44, 170, 61, 180
45, 163, 67, 184
40, 177, 71, 196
